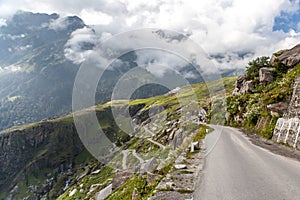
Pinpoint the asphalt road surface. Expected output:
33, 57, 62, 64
194, 125, 300, 200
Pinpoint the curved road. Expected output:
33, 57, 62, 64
194, 125, 300, 200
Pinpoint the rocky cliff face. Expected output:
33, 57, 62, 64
0, 118, 91, 199
227, 44, 300, 140
232, 75, 255, 95
0, 123, 53, 187
270, 44, 300, 68
271, 44, 300, 147
232, 44, 300, 97
273, 77, 300, 148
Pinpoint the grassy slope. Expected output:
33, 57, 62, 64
0, 77, 236, 199
56, 77, 236, 199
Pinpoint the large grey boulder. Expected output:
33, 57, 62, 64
270, 44, 300, 67
267, 102, 288, 116
232, 75, 255, 95
235, 75, 246, 89
146, 172, 161, 184
95, 184, 112, 200
239, 80, 255, 94
172, 129, 184, 150
259, 67, 275, 85
112, 171, 133, 189
140, 158, 158, 173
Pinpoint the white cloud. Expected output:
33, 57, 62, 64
100, 32, 113, 41
0, 0, 300, 71
94, 0, 300, 70
0, 18, 6, 26
64, 27, 98, 64
80, 9, 113, 25
130, 1, 298, 60
48, 16, 70, 30
183, 71, 197, 79
16, 45, 32, 51
0, 64, 24, 75
144, 64, 170, 78
135, 49, 188, 77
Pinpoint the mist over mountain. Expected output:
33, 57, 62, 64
0, 11, 217, 131
0, 11, 86, 130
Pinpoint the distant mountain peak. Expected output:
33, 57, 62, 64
48, 15, 85, 32
0, 11, 89, 131
1, 11, 85, 35
8, 11, 58, 28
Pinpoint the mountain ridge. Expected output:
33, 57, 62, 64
0, 11, 246, 132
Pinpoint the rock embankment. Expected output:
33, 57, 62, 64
273, 77, 300, 148
233, 44, 300, 96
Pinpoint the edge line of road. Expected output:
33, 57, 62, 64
203, 124, 223, 157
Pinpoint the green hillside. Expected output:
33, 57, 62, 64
0, 77, 236, 199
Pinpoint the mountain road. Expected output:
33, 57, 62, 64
194, 125, 300, 200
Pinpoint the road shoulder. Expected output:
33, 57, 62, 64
240, 128, 300, 162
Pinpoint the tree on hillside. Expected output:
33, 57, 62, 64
245, 56, 270, 80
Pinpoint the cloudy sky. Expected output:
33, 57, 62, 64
0, 0, 300, 71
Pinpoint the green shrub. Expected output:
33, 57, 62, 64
245, 56, 270, 80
